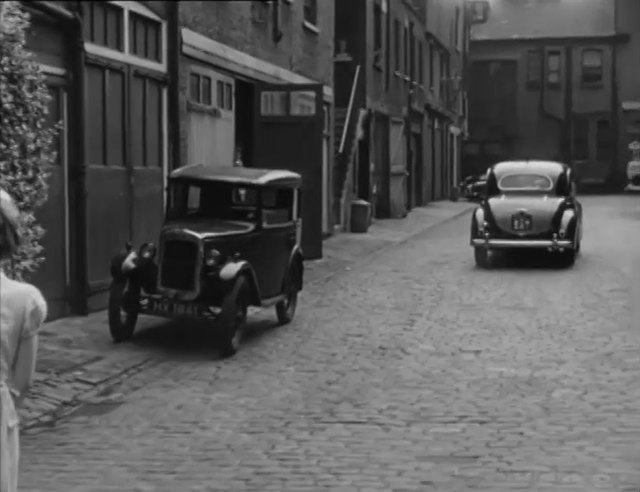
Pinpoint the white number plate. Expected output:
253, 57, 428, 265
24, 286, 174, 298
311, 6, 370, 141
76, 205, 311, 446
149, 299, 200, 317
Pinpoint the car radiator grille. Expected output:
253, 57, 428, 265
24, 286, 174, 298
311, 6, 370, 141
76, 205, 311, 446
160, 240, 198, 291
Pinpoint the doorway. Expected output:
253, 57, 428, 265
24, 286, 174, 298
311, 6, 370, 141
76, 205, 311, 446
235, 79, 254, 166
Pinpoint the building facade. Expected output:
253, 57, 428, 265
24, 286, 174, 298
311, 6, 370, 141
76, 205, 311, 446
19, 0, 334, 320
177, 0, 334, 259
333, 0, 468, 229
465, 0, 632, 190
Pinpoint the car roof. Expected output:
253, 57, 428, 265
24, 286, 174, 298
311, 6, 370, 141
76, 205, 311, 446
491, 160, 568, 178
169, 164, 302, 188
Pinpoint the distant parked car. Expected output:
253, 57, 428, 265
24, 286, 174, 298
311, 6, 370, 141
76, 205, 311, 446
470, 160, 583, 268
460, 174, 487, 201
107, 165, 304, 357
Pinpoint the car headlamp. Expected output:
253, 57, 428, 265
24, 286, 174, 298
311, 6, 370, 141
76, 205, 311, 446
139, 242, 157, 260
205, 248, 222, 267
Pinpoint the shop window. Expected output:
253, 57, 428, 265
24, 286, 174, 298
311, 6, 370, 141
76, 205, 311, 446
224, 83, 233, 110
83, 2, 124, 51
129, 12, 162, 62
546, 50, 561, 88
581, 49, 603, 85
526, 49, 541, 89
202, 76, 212, 106
261, 91, 288, 116
572, 117, 589, 161
290, 90, 316, 115
596, 119, 611, 161
189, 73, 214, 106
303, 0, 318, 26
190, 73, 201, 103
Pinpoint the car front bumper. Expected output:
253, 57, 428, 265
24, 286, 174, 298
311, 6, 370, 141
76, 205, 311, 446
471, 237, 574, 250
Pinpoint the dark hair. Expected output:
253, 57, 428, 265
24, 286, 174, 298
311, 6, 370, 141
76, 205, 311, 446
0, 189, 21, 260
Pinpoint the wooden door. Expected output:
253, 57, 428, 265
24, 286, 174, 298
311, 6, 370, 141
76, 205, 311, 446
30, 79, 71, 319
252, 83, 324, 259
129, 68, 166, 247
572, 114, 614, 185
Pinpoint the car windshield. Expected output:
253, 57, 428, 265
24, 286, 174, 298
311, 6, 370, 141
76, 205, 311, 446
497, 173, 554, 193
167, 181, 259, 222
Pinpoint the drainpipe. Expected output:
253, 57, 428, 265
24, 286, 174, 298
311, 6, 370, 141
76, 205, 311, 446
611, 1, 620, 190
168, 1, 180, 173
563, 45, 573, 165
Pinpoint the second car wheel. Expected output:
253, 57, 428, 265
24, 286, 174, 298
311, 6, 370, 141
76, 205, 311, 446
276, 271, 298, 325
218, 276, 248, 358
108, 280, 139, 343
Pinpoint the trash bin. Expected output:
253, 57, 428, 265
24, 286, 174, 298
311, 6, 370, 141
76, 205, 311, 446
350, 199, 371, 233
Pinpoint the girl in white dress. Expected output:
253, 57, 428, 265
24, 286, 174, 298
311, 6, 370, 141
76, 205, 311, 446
0, 188, 47, 492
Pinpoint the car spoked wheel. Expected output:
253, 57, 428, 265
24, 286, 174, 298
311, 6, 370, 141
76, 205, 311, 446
474, 247, 491, 268
276, 275, 298, 326
219, 277, 248, 358
108, 280, 139, 343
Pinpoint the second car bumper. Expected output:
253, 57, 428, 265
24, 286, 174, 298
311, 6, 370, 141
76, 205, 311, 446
471, 237, 574, 250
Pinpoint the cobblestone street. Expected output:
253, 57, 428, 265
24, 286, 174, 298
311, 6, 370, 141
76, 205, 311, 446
18, 196, 640, 492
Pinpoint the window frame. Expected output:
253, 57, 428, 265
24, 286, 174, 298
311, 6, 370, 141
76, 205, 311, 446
373, 2, 383, 70
546, 49, 562, 89
260, 187, 295, 229
83, 1, 168, 74
580, 48, 604, 87
303, 0, 319, 32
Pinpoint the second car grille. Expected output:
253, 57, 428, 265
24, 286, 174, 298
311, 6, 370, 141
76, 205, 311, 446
160, 239, 198, 291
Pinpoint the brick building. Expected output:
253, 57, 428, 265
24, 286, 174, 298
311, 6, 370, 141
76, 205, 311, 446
176, 0, 334, 259
465, 0, 634, 190
333, 0, 470, 228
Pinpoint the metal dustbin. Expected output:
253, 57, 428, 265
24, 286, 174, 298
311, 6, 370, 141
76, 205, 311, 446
350, 199, 371, 233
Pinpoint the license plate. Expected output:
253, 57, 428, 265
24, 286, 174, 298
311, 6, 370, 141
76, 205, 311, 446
148, 298, 200, 317
512, 215, 532, 231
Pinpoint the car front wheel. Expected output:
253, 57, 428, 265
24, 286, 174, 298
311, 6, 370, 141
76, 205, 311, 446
218, 276, 248, 358
474, 247, 490, 268
276, 273, 298, 326
108, 280, 139, 343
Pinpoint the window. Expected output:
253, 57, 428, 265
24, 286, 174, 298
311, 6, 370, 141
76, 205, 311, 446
189, 73, 214, 106
596, 119, 611, 160
290, 90, 316, 115
129, 12, 162, 62
572, 117, 589, 161
261, 91, 288, 115
581, 49, 603, 85
83, 2, 124, 51
224, 83, 233, 110
546, 50, 561, 87
403, 25, 408, 74
303, 0, 317, 26
45, 85, 63, 166
454, 6, 461, 51
498, 173, 553, 192
373, 2, 383, 69
526, 49, 542, 89
217, 80, 224, 108
262, 188, 294, 227
394, 19, 401, 71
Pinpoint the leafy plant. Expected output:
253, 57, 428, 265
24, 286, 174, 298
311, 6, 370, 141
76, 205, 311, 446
0, 1, 59, 280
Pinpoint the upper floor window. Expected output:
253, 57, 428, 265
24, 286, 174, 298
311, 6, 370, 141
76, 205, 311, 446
581, 49, 603, 86
394, 19, 401, 71
303, 0, 318, 26
526, 49, 542, 89
418, 41, 424, 83
454, 6, 461, 51
546, 50, 561, 88
429, 43, 435, 88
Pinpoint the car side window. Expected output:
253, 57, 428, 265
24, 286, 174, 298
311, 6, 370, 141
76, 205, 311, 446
187, 186, 201, 214
262, 188, 293, 227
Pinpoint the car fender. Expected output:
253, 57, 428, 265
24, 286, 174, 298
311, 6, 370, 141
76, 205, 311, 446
472, 207, 486, 234
559, 209, 576, 239
219, 260, 261, 305
110, 249, 137, 281
285, 246, 304, 292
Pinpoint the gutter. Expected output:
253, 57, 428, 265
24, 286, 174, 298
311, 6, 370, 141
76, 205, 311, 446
27, 1, 75, 21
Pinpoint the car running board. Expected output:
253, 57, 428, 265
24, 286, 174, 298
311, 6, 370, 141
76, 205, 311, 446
260, 294, 288, 308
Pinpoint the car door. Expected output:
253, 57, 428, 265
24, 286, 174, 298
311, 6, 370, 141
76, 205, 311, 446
252, 186, 296, 298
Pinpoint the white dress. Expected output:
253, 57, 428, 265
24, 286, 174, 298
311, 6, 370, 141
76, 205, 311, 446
0, 271, 47, 492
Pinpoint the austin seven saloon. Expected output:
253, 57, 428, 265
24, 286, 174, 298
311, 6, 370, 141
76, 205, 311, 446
107, 165, 304, 357
470, 160, 583, 268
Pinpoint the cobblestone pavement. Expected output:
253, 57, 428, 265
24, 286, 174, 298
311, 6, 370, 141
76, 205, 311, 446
19, 195, 640, 491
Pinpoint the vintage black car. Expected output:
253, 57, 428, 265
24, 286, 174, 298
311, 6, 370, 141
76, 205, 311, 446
460, 174, 488, 201
470, 160, 583, 268
108, 165, 304, 357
